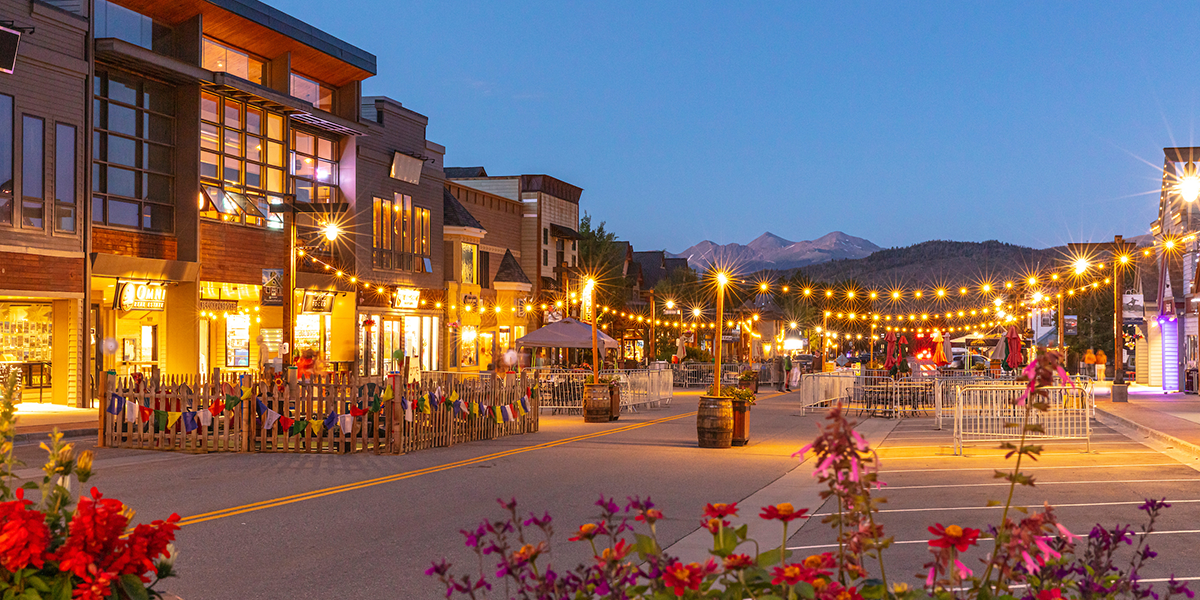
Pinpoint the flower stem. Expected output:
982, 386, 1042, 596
780, 522, 789, 567
979, 402, 1032, 592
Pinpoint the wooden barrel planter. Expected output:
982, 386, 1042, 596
584, 383, 612, 423
697, 395, 733, 448
731, 398, 751, 446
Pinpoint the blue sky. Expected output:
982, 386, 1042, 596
287, 1, 1200, 252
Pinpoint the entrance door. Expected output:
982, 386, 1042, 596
89, 304, 101, 407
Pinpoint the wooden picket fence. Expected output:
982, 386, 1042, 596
100, 369, 539, 455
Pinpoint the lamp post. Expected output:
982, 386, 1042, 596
586, 278, 599, 382
713, 272, 728, 395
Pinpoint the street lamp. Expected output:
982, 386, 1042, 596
585, 278, 598, 382
713, 272, 728, 395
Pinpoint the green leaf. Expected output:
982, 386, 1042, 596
794, 581, 816, 599
756, 547, 792, 567
50, 578, 71, 600
735, 523, 749, 540
120, 574, 150, 600
19, 482, 36, 490
18, 589, 40, 600
24, 575, 49, 593
633, 533, 659, 558
987, 499, 1002, 507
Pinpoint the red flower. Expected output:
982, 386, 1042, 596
701, 517, 730, 534
723, 553, 755, 570
760, 503, 809, 523
55, 488, 180, 586
703, 502, 739, 519
569, 522, 606, 542
635, 508, 664, 524
596, 539, 633, 565
803, 552, 835, 575
662, 560, 717, 596
1038, 590, 1064, 600
826, 582, 865, 600
928, 523, 980, 552
0, 492, 49, 572
771, 563, 816, 586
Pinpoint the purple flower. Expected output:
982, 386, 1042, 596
425, 559, 451, 577
1170, 576, 1195, 599
523, 511, 552, 527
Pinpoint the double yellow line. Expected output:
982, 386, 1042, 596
175, 410, 697, 527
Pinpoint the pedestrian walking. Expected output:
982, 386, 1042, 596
783, 353, 793, 391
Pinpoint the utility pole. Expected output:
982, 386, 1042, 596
648, 290, 656, 364
1113, 235, 1125, 385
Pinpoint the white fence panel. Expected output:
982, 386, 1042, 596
953, 384, 1092, 456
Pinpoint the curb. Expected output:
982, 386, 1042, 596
14, 427, 97, 443
1094, 407, 1200, 458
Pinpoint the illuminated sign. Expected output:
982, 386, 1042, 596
302, 292, 335, 313
393, 288, 421, 309
114, 282, 166, 311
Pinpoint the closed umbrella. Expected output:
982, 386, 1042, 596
1005, 325, 1022, 370
932, 330, 949, 366
883, 331, 898, 369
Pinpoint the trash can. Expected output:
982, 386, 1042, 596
1187, 368, 1199, 394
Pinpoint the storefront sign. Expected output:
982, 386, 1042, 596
393, 288, 421, 309
114, 282, 166, 311
262, 269, 285, 307
1064, 315, 1078, 336
199, 299, 239, 313
302, 291, 336, 313
462, 293, 478, 308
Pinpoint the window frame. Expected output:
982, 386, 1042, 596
54, 123, 77, 233
289, 127, 338, 204
289, 72, 334, 112
201, 37, 267, 85
21, 115, 45, 230
461, 242, 478, 285
91, 70, 176, 232
372, 193, 430, 272
199, 91, 284, 230
0, 93, 12, 227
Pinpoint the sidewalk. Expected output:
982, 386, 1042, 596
12, 402, 98, 441
1093, 384, 1200, 456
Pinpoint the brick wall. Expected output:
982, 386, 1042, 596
0, 251, 84, 292
92, 228, 178, 261
199, 221, 288, 284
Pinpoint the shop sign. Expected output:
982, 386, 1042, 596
262, 269, 285, 307
302, 291, 336, 313
199, 299, 239, 313
462, 293, 478, 308
393, 287, 421, 309
114, 282, 165, 311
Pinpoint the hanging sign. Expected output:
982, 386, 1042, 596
262, 269, 285, 307
114, 282, 166, 311
302, 291, 335, 313
1122, 294, 1145, 324
393, 288, 421, 309
1064, 315, 1079, 336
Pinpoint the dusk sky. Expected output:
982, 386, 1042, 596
287, 1, 1200, 252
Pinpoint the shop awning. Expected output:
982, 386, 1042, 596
516, 318, 619, 351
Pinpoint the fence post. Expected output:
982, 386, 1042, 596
97, 370, 110, 448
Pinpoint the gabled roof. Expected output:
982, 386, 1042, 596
445, 167, 488, 178
443, 188, 485, 231
493, 250, 531, 285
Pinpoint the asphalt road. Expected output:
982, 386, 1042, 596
13, 392, 1200, 598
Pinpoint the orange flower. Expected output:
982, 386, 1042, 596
662, 560, 718, 596
636, 508, 664, 524
723, 553, 755, 570
701, 517, 730, 534
596, 539, 633, 565
569, 522, 606, 542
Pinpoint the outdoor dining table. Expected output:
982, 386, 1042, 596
856, 380, 934, 418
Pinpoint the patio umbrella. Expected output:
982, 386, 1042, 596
1005, 325, 1022, 370
931, 330, 949, 366
883, 331, 897, 369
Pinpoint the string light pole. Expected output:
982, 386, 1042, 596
586, 278, 599, 381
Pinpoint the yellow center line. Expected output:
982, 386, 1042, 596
175, 410, 697, 527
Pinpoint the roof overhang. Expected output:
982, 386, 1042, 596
444, 226, 486, 240
493, 282, 532, 293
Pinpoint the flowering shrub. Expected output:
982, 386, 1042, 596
429, 351, 1193, 600
0, 372, 181, 599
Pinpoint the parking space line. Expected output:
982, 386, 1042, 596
883, 478, 1200, 490
880, 463, 1182, 473
880, 450, 1163, 460
787, 529, 1200, 551
809, 498, 1200, 517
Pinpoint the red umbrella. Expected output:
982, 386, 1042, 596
932, 330, 949, 366
883, 331, 897, 368
1005, 325, 1022, 370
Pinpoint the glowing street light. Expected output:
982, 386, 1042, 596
321, 222, 342, 242
1177, 163, 1200, 203
712, 272, 729, 396
1074, 258, 1089, 275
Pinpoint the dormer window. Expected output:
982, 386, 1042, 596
202, 38, 267, 85
290, 73, 333, 112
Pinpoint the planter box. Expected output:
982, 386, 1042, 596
731, 398, 751, 446
584, 383, 612, 423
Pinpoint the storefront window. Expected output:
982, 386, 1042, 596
199, 92, 284, 229
55, 124, 77, 232
459, 326, 478, 368
92, 70, 175, 232
373, 194, 430, 272
479, 332, 494, 370
0, 304, 52, 362
461, 243, 478, 284
225, 314, 250, 367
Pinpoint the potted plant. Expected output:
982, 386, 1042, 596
698, 383, 734, 448
737, 369, 759, 393
726, 385, 755, 446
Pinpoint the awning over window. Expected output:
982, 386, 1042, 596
550, 223, 581, 240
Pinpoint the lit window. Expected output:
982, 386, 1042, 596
290, 73, 333, 111
198, 92, 283, 229
462, 243, 478, 285
202, 38, 266, 85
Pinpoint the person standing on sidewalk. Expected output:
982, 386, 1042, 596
782, 353, 793, 391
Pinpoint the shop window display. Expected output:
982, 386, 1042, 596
459, 326, 478, 368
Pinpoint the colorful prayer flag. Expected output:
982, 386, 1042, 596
241, 383, 256, 402
124, 401, 139, 424
256, 399, 268, 415
181, 411, 199, 433
288, 419, 307, 436
493, 406, 503, 424
139, 406, 153, 423
153, 410, 167, 431
262, 409, 281, 430
278, 415, 294, 433
469, 400, 479, 416
323, 408, 337, 431
197, 409, 212, 427
337, 414, 354, 434
449, 390, 459, 404
404, 401, 413, 422
210, 398, 225, 415
520, 395, 531, 414
418, 395, 431, 414
310, 420, 324, 436
106, 393, 125, 416
350, 406, 367, 417
167, 412, 182, 429
381, 382, 394, 402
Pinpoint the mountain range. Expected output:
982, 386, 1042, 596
673, 231, 881, 271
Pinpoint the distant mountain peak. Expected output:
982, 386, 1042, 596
674, 232, 880, 271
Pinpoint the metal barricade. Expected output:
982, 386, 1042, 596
798, 372, 857, 413
527, 368, 674, 414
850, 377, 935, 418
953, 384, 1091, 456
